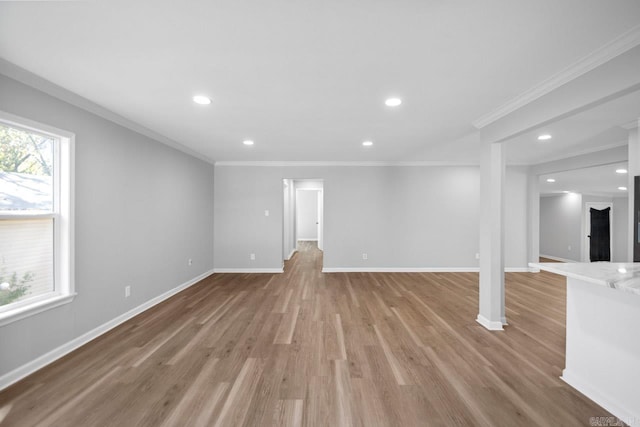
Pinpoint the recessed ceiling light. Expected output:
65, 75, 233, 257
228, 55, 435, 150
385, 98, 402, 107
546, 178, 556, 183
618, 186, 627, 191
616, 168, 628, 174
362, 141, 373, 147
243, 140, 254, 146
562, 190, 570, 194
192, 95, 211, 105
618, 267, 628, 274
537, 134, 552, 141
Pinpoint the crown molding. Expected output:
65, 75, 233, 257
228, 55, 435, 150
214, 160, 479, 167
0, 59, 215, 165
621, 119, 639, 130
473, 24, 640, 129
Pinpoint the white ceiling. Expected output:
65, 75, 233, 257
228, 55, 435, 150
506, 88, 640, 164
1, 0, 640, 163
539, 162, 629, 198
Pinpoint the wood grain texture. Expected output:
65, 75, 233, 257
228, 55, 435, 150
0, 243, 616, 426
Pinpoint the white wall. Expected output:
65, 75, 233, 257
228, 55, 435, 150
295, 180, 323, 190
0, 74, 215, 378
540, 193, 628, 262
214, 165, 529, 271
295, 190, 318, 240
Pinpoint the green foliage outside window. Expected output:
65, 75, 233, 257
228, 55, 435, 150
1, 122, 47, 306
0, 268, 33, 306
0, 124, 53, 176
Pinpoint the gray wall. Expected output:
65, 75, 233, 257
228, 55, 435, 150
0, 74, 215, 377
540, 194, 582, 261
505, 166, 529, 268
540, 193, 628, 262
613, 196, 629, 262
214, 165, 529, 270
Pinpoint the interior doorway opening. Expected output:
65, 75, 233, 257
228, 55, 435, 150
282, 179, 324, 269
538, 162, 629, 263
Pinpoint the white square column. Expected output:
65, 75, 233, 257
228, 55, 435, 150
628, 121, 640, 261
477, 139, 506, 330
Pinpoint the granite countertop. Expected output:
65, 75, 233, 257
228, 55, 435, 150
529, 262, 640, 296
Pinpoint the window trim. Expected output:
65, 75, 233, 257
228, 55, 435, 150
0, 110, 75, 326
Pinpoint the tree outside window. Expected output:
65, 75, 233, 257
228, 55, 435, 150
0, 123, 54, 307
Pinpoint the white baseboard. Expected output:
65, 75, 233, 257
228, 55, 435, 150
476, 314, 504, 331
322, 267, 480, 273
505, 267, 537, 273
285, 249, 296, 260
0, 269, 215, 392
322, 266, 533, 273
213, 268, 283, 274
540, 254, 578, 263
297, 238, 318, 241
562, 370, 640, 427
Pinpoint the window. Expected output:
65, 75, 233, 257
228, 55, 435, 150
0, 111, 74, 326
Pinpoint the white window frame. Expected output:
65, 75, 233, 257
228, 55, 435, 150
0, 110, 75, 326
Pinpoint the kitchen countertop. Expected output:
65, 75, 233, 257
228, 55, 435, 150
529, 262, 640, 296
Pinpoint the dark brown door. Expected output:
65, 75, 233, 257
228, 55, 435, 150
589, 207, 610, 262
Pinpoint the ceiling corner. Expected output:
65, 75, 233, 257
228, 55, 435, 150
472, 23, 640, 130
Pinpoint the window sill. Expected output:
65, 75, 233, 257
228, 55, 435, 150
0, 293, 76, 327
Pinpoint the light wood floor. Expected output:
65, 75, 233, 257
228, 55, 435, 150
0, 242, 613, 426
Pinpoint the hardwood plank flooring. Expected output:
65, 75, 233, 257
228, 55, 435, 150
0, 242, 616, 426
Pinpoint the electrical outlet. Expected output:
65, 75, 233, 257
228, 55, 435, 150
188, 258, 193, 266
125, 286, 131, 298
250, 253, 256, 261
475, 253, 480, 259
362, 253, 368, 260
264, 210, 270, 217
568, 245, 571, 251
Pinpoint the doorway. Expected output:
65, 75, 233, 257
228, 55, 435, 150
282, 179, 324, 266
295, 188, 321, 245
584, 202, 613, 262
